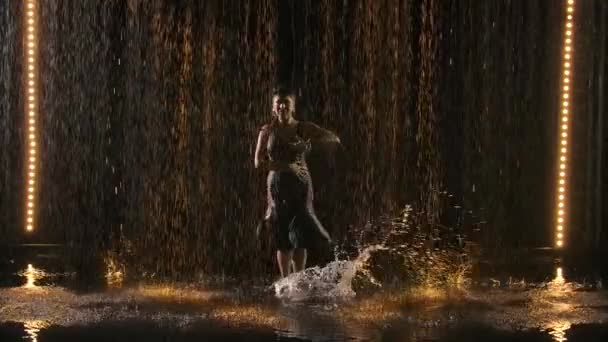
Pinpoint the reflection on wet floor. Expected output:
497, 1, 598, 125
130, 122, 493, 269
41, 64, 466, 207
1, 248, 608, 341
23, 321, 46, 342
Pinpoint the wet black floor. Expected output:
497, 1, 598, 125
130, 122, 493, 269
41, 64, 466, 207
1, 245, 608, 341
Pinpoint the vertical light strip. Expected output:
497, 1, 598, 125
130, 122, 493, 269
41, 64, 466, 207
24, 0, 38, 232
556, 0, 575, 248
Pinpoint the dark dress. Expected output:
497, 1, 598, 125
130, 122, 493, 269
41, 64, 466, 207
263, 122, 332, 251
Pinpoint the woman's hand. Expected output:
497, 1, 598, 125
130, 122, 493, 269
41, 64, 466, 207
290, 138, 312, 153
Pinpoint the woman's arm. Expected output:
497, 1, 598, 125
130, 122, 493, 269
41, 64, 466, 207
300, 121, 340, 144
254, 126, 269, 169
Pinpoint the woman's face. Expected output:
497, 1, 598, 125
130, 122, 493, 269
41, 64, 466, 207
272, 95, 295, 123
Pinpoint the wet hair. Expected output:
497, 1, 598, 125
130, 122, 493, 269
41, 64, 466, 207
272, 85, 296, 99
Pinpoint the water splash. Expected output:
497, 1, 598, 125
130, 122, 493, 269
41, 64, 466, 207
272, 245, 386, 301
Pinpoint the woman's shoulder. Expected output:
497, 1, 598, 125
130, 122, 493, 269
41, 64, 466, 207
260, 123, 273, 132
259, 123, 275, 139
297, 121, 321, 133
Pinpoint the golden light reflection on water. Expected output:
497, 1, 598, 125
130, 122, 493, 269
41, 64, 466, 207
127, 285, 284, 328
337, 287, 461, 323
211, 304, 284, 328
134, 285, 224, 303
548, 321, 571, 342
104, 256, 125, 288
23, 264, 43, 289
23, 321, 48, 342
554, 267, 565, 285
545, 266, 571, 341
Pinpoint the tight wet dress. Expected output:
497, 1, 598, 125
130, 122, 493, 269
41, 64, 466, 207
263, 123, 331, 250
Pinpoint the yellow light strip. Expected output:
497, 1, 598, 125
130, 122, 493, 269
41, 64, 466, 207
555, 0, 575, 248
24, 0, 38, 232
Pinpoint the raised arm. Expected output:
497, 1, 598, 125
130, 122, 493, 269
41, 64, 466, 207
300, 121, 340, 144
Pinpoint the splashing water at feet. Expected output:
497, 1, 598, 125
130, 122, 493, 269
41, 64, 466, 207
272, 245, 387, 301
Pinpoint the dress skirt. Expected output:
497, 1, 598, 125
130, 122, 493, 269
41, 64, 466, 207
265, 169, 327, 251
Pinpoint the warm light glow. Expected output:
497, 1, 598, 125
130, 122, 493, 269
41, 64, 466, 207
24, 0, 39, 233
24, 264, 37, 288
556, 267, 564, 281
556, 0, 573, 248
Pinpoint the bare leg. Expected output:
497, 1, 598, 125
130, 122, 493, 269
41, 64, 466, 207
292, 248, 307, 272
277, 250, 293, 278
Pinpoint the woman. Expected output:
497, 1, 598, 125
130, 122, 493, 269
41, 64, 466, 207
254, 87, 341, 278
